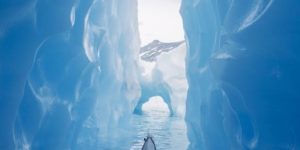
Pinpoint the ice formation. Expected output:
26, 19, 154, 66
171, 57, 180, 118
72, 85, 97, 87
1, 0, 300, 149
135, 40, 187, 117
1, 0, 140, 149
180, 0, 300, 149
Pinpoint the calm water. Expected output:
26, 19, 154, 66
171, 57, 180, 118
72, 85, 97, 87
77, 109, 189, 149
129, 110, 189, 150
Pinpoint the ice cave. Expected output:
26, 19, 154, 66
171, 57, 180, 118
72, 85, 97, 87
1, 0, 300, 149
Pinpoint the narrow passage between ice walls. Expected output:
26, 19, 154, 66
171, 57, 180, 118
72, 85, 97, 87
1, 0, 300, 150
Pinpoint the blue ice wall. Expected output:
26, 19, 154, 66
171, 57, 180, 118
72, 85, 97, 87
0, 0, 140, 149
181, 0, 300, 149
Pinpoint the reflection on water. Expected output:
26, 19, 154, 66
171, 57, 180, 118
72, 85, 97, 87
130, 110, 189, 150
76, 104, 189, 149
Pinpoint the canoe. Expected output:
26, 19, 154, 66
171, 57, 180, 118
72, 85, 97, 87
141, 135, 157, 150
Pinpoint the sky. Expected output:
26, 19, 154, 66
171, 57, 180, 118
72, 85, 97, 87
138, 0, 184, 46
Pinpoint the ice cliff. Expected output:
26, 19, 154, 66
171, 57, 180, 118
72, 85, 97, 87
0, 0, 140, 149
181, 0, 300, 149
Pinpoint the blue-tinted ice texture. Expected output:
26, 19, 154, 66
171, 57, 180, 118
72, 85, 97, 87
134, 40, 188, 117
180, 0, 300, 149
1, 0, 300, 149
0, 0, 140, 149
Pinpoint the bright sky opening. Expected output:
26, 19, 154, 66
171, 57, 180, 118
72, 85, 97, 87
142, 96, 170, 114
138, 0, 184, 46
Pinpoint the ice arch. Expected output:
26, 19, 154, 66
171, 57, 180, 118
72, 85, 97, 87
136, 40, 188, 117
134, 69, 174, 116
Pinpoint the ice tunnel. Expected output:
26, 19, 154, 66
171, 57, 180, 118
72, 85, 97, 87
1, 0, 300, 150
133, 68, 174, 116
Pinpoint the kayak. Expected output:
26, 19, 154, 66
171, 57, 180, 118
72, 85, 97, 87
141, 135, 157, 150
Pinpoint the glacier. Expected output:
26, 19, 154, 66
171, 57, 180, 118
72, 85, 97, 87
1, 0, 300, 150
181, 0, 300, 149
134, 40, 187, 117
1, 0, 140, 149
